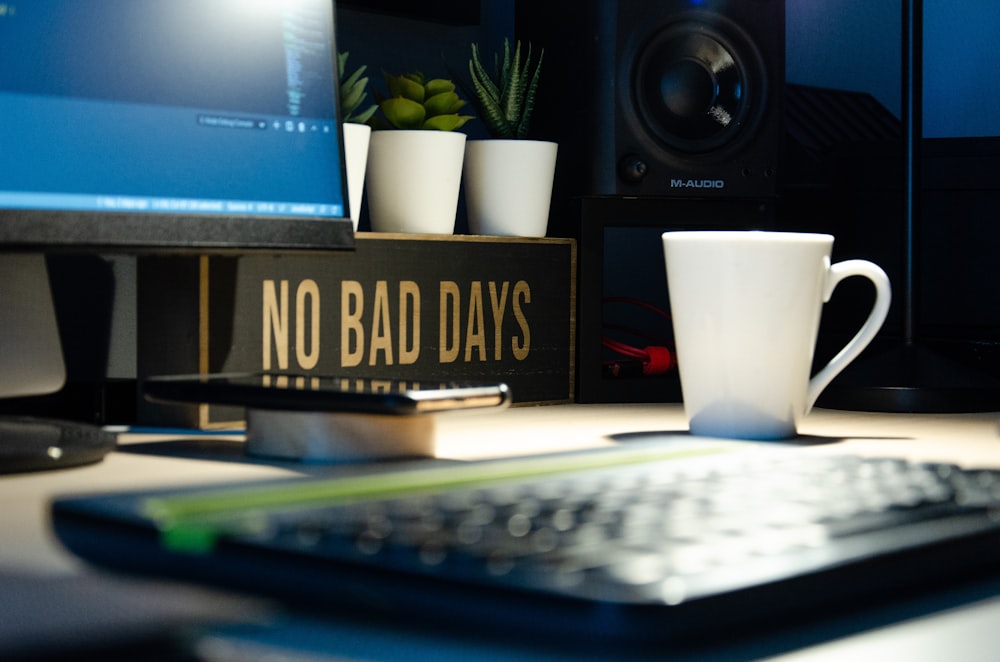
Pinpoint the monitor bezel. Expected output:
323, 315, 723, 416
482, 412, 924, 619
0, 208, 355, 254
0, 0, 355, 255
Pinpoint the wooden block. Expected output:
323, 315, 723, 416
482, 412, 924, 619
137, 233, 576, 428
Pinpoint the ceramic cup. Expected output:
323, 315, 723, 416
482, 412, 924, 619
662, 231, 891, 440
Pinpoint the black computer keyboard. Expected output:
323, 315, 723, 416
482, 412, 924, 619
52, 440, 1000, 642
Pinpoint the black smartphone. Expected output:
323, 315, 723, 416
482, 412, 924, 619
142, 373, 511, 416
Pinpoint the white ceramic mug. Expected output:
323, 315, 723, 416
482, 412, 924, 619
662, 231, 891, 440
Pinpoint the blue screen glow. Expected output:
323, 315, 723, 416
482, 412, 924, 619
0, 0, 345, 218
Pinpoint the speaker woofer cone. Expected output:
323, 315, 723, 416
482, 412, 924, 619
633, 20, 764, 155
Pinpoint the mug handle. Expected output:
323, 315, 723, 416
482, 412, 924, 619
806, 259, 892, 412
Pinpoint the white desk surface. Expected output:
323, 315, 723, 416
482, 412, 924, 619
3, 403, 1000, 660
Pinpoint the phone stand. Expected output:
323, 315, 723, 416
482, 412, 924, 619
244, 408, 437, 462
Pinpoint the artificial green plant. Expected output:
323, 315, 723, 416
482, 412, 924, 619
338, 52, 377, 124
467, 39, 543, 139
372, 71, 472, 131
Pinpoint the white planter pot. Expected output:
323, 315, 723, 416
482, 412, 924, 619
342, 122, 371, 230
365, 130, 467, 234
463, 139, 558, 237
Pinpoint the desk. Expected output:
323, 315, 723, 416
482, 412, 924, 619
3, 404, 1000, 659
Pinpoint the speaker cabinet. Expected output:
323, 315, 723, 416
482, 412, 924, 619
517, 0, 784, 225
575, 196, 775, 403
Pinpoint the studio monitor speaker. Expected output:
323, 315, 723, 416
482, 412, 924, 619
517, 0, 784, 207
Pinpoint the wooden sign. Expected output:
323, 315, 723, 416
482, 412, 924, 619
137, 233, 576, 428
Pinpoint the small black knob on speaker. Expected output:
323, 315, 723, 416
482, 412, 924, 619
619, 155, 648, 183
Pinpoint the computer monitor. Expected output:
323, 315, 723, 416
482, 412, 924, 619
0, 0, 353, 471
815, 0, 1000, 412
920, 0, 1000, 342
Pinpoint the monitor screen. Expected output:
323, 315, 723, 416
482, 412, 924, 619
919, 1, 1000, 340
923, 0, 1000, 140
0, 0, 353, 251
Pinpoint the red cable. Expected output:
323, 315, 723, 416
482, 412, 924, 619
602, 297, 676, 376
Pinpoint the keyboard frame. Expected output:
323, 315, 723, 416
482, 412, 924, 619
50, 441, 1000, 644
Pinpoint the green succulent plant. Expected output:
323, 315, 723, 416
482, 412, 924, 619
467, 39, 543, 139
338, 52, 377, 124
372, 71, 473, 131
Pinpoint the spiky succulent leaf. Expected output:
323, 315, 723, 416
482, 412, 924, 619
516, 49, 543, 138
342, 83, 366, 114
468, 45, 510, 136
351, 101, 378, 125
470, 81, 509, 135
500, 41, 525, 137
469, 45, 511, 137
338, 52, 378, 124
466, 39, 543, 139
342, 63, 367, 96
470, 44, 501, 103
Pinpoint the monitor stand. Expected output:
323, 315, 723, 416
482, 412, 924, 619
0, 255, 117, 473
817, 340, 1000, 413
0, 416, 117, 474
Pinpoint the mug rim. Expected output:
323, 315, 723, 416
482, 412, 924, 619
662, 230, 834, 243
